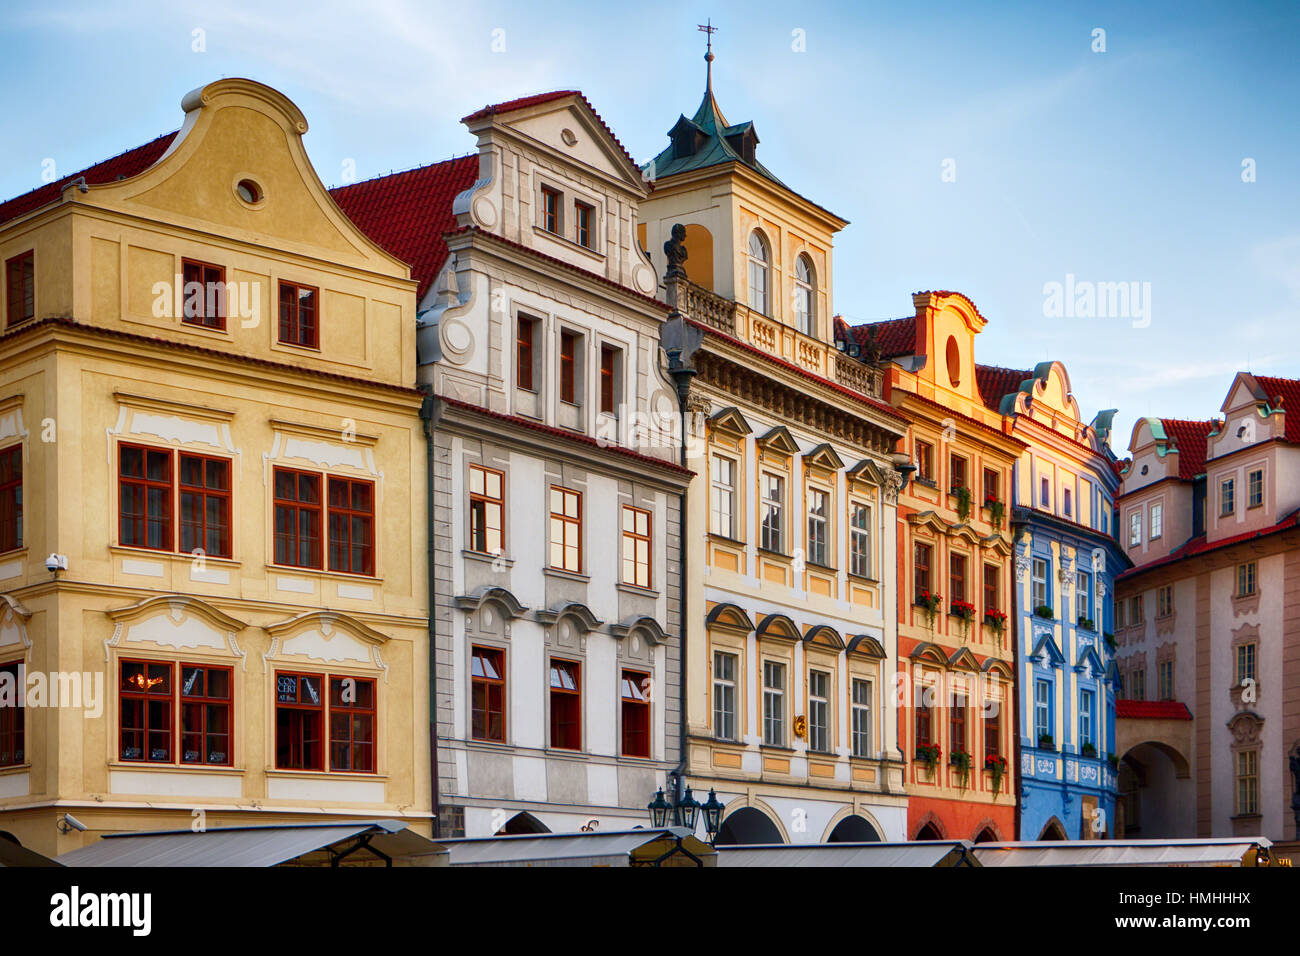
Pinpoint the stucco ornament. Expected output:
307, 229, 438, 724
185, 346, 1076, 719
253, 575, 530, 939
880, 465, 905, 503
664, 223, 689, 280
1014, 549, 1031, 583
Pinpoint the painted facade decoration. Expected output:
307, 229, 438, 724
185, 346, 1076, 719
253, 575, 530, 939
843, 294, 1021, 843
987, 362, 1126, 840
0, 79, 430, 857
334, 91, 690, 837
640, 54, 909, 844
1114, 373, 1300, 843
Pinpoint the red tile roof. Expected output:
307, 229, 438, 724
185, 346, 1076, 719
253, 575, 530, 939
1158, 418, 1215, 480
841, 316, 917, 360
437, 394, 693, 478
1117, 506, 1300, 581
975, 364, 1034, 412
1251, 375, 1300, 443
460, 90, 642, 181
1116, 699, 1192, 720
329, 155, 479, 300
0, 132, 176, 226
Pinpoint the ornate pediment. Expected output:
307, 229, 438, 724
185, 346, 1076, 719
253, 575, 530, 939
609, 615, 672, 646
847, 633, 886, 659
454, 585, 529, 620
756, 613, 801, 643
803, 443, 845, 473
1030, 632, 1066, 667
263, 610, 388, 680
705, 602, 755, 635
708, 406, 753, 437
909, 642, 948, 666
757, 425, 801, 456
105, 595, 247, 666
846, 458, 884, 487
947, 647, 981, 671
803, 624, 845, 651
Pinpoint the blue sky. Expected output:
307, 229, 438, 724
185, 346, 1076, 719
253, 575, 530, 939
2, 0, 1296, 450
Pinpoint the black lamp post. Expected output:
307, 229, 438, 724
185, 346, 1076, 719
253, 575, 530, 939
646, 786, 725, 844
889, 450, 917, 487
1289, 743, 1300, 840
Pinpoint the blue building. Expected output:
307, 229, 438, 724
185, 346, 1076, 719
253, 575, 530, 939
977, 362, 1129, 840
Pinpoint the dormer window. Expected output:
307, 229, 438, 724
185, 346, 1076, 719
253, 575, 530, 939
794, 255, 814, 336
747, 230, 770, 315
541, 185, 561, 234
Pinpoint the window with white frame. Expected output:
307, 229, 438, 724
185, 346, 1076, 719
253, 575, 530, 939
1079, 689, 1094, 750
1034, 679, 1052, 741
747, 231, 770, 315
1149, 502, 1162, 539
1032, 558, 1049, 611
1237, 562, 1256, 597
808, 669, 831, 752
1248, 468, 1263, 508
762, 660, 785, 746
1221, 478, 1235, 516
1076, 570, 1093, 624
760, 473, 785, 553
807, 488, 828, 566
1129, 510, 1142, 547
851, 678, 872, 758
849, 501, 872, 578
712, 650, 737, 740
710, 455, 737, 538
793, 255, 814, 336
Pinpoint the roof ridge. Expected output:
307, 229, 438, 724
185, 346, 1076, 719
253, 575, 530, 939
328, 153, 477, 192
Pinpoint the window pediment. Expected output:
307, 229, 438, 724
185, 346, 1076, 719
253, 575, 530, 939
709, 406, 753, 438
803, 624, 844, 651
454, 585, 529, 620
706, 602, 755, 635
847, 633, 886, 659
105, 595, 247, 666
263, 610, 388, 679
755, 612, 801, 643
909, 642, 947, 666
803, 443, 845, 473
757, 425, 800, 456
1029, 632, 1066, 667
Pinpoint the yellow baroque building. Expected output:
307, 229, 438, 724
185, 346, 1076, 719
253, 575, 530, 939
0, 79, 429, 857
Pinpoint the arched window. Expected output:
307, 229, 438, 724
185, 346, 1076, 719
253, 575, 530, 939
793, 254, 814, 336
747, 231, 770, 316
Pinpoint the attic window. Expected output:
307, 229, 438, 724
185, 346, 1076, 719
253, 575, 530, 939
236, 179, 263, 205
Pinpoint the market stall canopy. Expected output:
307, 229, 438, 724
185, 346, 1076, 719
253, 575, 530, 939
54, 820, 448, 868
439, 827, 715, 867
973, 838, 1274, 867
0, 836, 63, 867
718, 841, 978, 867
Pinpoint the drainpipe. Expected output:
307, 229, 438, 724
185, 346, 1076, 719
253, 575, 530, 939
420, 386, 441, 838
661, 309, 702, 810
1011, 517, 1023, 841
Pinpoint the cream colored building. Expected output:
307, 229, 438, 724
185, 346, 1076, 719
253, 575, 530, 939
639, 54, 910, 843
0, 79, 430, 857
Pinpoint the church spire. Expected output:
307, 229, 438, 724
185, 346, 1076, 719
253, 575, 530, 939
698, 19, 717, 93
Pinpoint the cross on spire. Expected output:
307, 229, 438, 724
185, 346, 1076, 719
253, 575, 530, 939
698, 19, 717, 91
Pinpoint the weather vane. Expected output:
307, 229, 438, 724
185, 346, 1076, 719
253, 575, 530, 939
698, 19, 717, 88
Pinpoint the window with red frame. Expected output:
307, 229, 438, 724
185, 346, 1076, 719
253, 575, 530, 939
621, 505, 652, 589
983, 563, 1000, 613
5, 251, 33, 327
983, 467, 1000, 504
559, 328, 579, 404
575, 201, 593, 248
119, 445, 173, 551
329, 676, 376, 772
0, 445, 21, 552
949, 453, 967, 492
984, 702, 1001, 757
468, 465, 505, 555
621, 669, 650, 758
275, 671, 324, 770
278, 281, 319, 348
179, 454, 231, 559
120, 660, 174, 762
549, 658, 581, 750
180, 665, 232, 765
950, 553, 967, 603
181, 259, 226, 330
549, 486, 582, 573
0, 661, 23, 767
599, 343, 619, 414
950, 693, 967, 755
913, 541, 932, 601
471, 646, 506, 743
273, 469, 322, 569
915, 695, 933, 746
541, 186, 560, 233
327, 478, 374, 575
516, 316, 537, 391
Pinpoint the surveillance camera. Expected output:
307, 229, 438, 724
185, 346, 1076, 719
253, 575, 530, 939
59, 813, 87, 833
45, 554, 67, 572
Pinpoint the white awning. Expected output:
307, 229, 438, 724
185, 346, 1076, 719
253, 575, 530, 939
973, 838, 1273, 867
55, 820, 448, 868
718, 841, 978, 867
439, 828, 715, 867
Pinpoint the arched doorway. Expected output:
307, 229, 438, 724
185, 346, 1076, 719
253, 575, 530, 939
1117, 741, 1193, 838
1037, 818, 1067, 841
715, 807, 784, 846
827, 815, 881, 843
496, 811, 550, 835
914, 822, 943, 841
973, 827, 999, 844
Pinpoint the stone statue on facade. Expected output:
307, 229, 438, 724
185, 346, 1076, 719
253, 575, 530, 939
664, 223, 689, 280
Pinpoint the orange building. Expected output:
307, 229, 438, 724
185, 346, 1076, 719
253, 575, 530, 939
842, 291, 1023, 842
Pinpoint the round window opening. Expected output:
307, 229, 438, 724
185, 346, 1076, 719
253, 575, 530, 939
945, 335, 961, 387
236, 179, 263, 204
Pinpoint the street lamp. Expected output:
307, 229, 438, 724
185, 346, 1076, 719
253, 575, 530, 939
889, 450, 917, 487
1289, 742, 1300, 839
647, 786, 725, 844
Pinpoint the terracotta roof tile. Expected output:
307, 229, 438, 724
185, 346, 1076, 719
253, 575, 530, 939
844, 316, 917, 359
975, 364, 1034, 412
1158, 418, 1215, 480
329, 156, 480, 299
1116, 506, 1300, 581
0, 132, 177, 226
1116, 699, 1192, 720
1251, 375, 1300, 443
